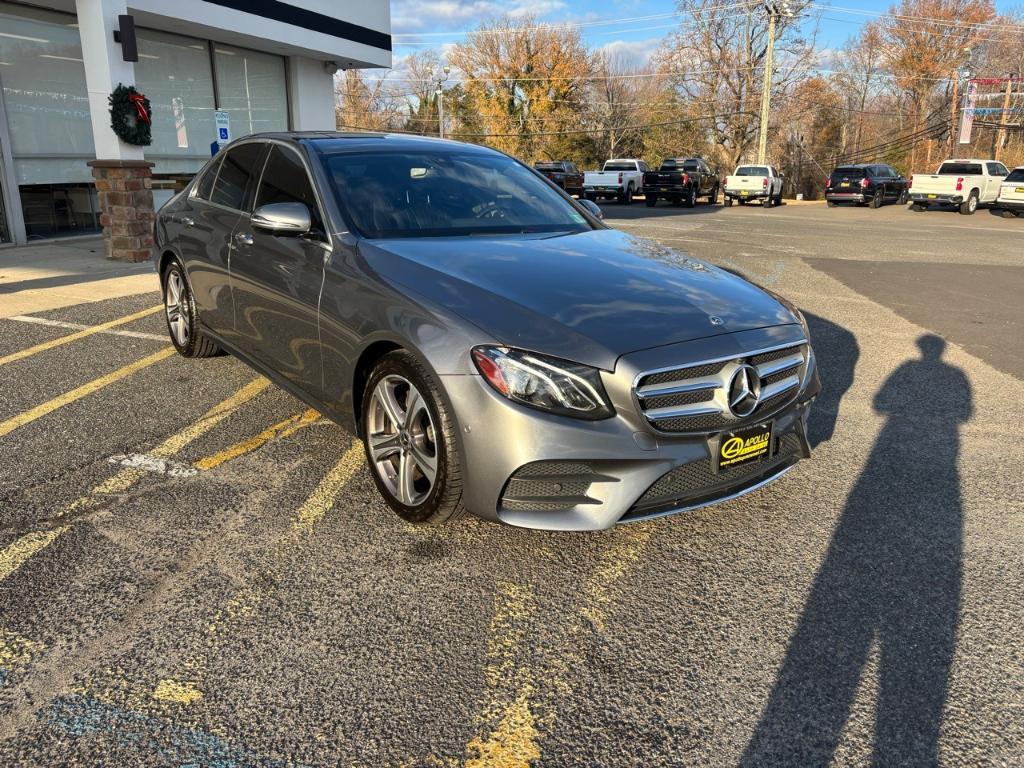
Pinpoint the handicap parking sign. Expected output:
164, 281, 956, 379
214, 110, 231, 147
219, 127, 229, 140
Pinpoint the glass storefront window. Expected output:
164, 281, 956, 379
214, 44, 288, 136
135, 29, 217, 176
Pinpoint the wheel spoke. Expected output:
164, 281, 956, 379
397, 451, 417, 505
409, 441, 437, 482
374, 381, 405, 429
403, 387, 422, 431
368, 431, 401, 462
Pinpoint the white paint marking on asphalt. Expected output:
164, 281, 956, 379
106, 453, 198, 478
6, 315, 167, 342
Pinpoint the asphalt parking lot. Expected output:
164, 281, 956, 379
1, 201, 1022, 766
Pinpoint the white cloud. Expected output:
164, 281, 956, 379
392, 0, 567, 34
595, 37, 662, 69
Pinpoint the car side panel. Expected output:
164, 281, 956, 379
178, 199, 243, 336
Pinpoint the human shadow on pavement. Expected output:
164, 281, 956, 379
742, 334, 971, 766
803, 312, 858, 448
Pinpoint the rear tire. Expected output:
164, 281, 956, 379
827, 200, 837, 208
870, 189, 883, 209
762, 195, 774, 209
362, 351, 464, 525
708, 185, 719, 205
161, 259, 223, 359
959, 191, 978, 215
910, 203, 925, 212
898, 189, 909, 205
620, 184, 634, 205
725, 197, 734, 207
685, 187, 696, 208
644, 195, 657, 208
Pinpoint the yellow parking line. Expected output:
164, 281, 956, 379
0, 347, 176, 440
0, 305, 163, 367
293, 441, 365, 532
0, 377, 268, 583
194, 408, 320, 471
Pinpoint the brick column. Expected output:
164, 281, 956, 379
87, 159, 156, 263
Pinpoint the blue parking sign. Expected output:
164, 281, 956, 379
219, 127, 229, 140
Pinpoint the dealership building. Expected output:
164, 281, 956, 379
0, 0, 391, 255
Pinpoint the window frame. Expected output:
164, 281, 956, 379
191, 155, 224, 202
204, 140, 267, 213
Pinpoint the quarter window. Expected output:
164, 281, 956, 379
210, 143, 265, 211
194, 156, 221, 201
255, 146, 322, 230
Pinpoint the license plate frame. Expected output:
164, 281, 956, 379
714, 422, 774, 473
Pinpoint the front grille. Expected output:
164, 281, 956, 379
634, 342, 807, 434
624, 432, 804, 519
499, 461, 615, 514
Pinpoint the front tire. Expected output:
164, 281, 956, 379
960, 191, 978, 215
362, 351, 464, 525
161, 259, 222, 358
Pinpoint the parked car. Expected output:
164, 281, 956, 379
995, 165, 1024, 217
825, 163, 908, 208
642, 157, 719, 207
723, 165, 784, 208
584, 159, 649, 204
908, 158, 1009, 215
155, 132, 819, 531
534, 160, 584, 197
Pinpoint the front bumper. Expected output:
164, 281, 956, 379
441, 326, 819, 531
910, 193, 962, 204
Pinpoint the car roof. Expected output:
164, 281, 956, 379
226, 131, 499, 155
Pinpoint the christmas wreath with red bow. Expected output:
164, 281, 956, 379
108, 83, 152, 146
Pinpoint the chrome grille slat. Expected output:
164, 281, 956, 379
636, 378, 720, 399
756, 352, 803, 377
645, 403, 723, 420
760, 374, 800, 401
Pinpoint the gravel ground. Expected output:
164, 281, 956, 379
0, 201, 1021, 766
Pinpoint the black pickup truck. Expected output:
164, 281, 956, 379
643, 157, 719, 207
534, 160, 585, 197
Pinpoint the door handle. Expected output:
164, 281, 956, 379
234, 232, 254, 247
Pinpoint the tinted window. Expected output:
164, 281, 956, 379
210, 143, 265, 210
256, 145, 322, 229
194, 156, 221, 200
534, 162, 562, 171
604, 161, 637, 171
1005, 168, 1024, 182
326, 151, 593, 239
987, 163, 1008, 177
832, 166, 867, 178
938, 162, 983, 175
735, 166, 769, 176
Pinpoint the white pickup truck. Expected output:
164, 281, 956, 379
723, 165, 784, 208
584, 159, 648, 205
908, 158, 1010, 215
996, 166, 1024, 218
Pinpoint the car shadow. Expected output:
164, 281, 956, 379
741, 334, 971, 766
803, 312, 858, 448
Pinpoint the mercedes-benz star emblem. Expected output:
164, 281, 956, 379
727, 364, 762, 417
709, 315, 725, 326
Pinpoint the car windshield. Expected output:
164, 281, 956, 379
938, 162, 983, 175
832, 167, 867, 177
603, 162, 636, 171
735, 166, 768, 176
1004, 168, 1024, 182
325, 151, 593, 239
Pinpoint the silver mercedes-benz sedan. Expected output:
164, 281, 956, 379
154, 132, 820, 530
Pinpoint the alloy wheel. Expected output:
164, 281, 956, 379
367, 375, 439, 507
164, 270, 190, 347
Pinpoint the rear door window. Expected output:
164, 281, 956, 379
255, 145, 323, 231
987, 162, 1008, 177
937, 162, 983, 175
210, 143, 266, 211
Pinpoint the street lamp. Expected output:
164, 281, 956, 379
435, 65, 450, 139
757, 1, 794, 165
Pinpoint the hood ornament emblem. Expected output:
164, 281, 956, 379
709, 315, 725, 326
727, 364, 762, 417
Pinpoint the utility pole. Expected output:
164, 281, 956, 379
995, 74, 1014, 160
757, 2, 793, 165
950, 47, 973, 152
434, 65, 450, 139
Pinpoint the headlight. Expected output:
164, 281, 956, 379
471, 346, 614, 420
795, 310, 816, 391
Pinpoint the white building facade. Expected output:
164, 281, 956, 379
0, 0, 391, 246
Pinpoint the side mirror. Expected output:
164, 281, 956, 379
251, 202, 311, 235
578, 198, 603, 220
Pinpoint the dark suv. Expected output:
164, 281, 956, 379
825, 164, 908, 208
534, 160, 584, 197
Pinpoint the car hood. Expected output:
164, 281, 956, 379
361, 229, 797, 370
